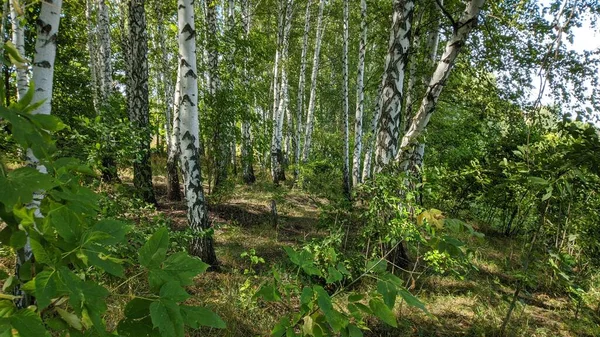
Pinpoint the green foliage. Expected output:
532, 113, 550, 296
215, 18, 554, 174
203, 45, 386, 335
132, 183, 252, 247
0, 84, 223, 337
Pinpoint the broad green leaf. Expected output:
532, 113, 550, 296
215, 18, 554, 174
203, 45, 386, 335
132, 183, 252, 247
369, 298, 397, 327
326, 266, 343, 284
56, 308, 83, 331
91, 219, 130, 245
159, 282, 190, 303
9, 230, 27, 249
314, 286, 347, 332
398, 289, 428, 313
161, 252, 209, 286
254, 284, 281, 302
271, 316, 291, 337
149, 300, 184, 337
30, 239, 51, 265
139, 228, 169, 269
347, 293, 364, 303
0, 301, 15, 318
0, 167, 55, 208
83, 249, 124, 277
49, 207, 82, 243
377, 280, 396, 309
300, 286, 314, 306
180, 305, 226, 329
118, 316, 157, 337
34, 269, 57, 310
346, 324, 363, 337
124, 298, 152, 319
10, 308, 50, 337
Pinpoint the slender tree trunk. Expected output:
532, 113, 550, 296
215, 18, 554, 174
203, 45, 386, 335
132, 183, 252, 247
128, 0, 156, 205
17, 0, 63, 310
362, 81, 383, 181
241, 0, 256, 184
271, 0, 291, 184
177, 0, 217, 266
342, 0, 350, 198
168, 63, 183, 199
294, 0, 312, 179
10, 0, 27, 100
301, 0, 325, 162
374, 0, 414, 172
352, 0, 367, 187
396, 0, 486, 170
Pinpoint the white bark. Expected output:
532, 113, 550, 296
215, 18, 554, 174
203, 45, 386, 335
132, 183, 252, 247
342, 0, 350, 197
396, 0, 486, 170
352, 0, 367, 187
85, 0, 100, 113
10, 0, 28, 100
361, 81, 382, 181
374, 0, 414, 171
97, 0, 112, 102
294, 0, 312, 178
177, 0, 217, 265
301, 0, 326, 162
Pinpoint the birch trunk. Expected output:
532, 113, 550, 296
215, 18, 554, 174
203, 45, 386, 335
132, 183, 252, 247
396, 0, 486, 170
17, 0, 63, 309
177, 0, 217, 266
342, 0, 350, 198
86, 0, 100, 112
301, 0, 326, 162
241, 0, 256, 184
374, 0, 414, 171
361, 81, 382, 181
270, 0, 288, 184
352, 0, 367, 187
155, 3, 182, 200
294, 0, 312, 179
10, 0, 27, 100
205, 1, 227, 191
97, 0, 112, 102
128, 0, 156, 205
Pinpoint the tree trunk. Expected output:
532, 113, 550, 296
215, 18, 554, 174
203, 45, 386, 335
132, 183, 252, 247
361, 81, 383, 181
294, 0, 312, 180
127, 0, 156, 205
352, 0, 367, 187
342, 0, 350, 198
271, 0, 292, 184
374, 0, 415, 172
17, 0, 63, 310
396, 0, 486, 170
177, 0, 217, 266
241, 0, 256, 184
10, 0, 27, 100
301, 0, 325, 162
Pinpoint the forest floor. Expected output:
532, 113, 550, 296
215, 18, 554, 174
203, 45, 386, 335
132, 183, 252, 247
145, 171, 600, 337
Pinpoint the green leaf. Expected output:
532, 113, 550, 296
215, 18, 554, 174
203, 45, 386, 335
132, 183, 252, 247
30, 239, 51, 265
34, 269, 57, 310
9, 230, 27, 249
347, 324, 363, 337
326, 266, 343, 284
56, 308, 83, 331
0, 167, 55, 208
83, 249, 125, 277
377, 280, 397, 309
347, 293, 364, 303
398, 289, 428, 313
0, 301, 15, 318
49, 207, 82, 243
271, 316, 292, 337
180, 305, 226, 329
369, 298, 397, 327
161, 252, 209, 286
149, 300, 184, 337
91, 219, 130, 245
254, 284, 281, 302
118, 316, 157, 337
124, 298, 152, 319
159, 282, 190, 303
314, 286, 346, 332
300, 286, 314, 306
139, 228, 169, 269
10, 308, 50, 337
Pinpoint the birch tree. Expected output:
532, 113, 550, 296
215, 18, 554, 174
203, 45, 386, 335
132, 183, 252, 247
374, 0, 414, 171
342, 0, 350, 197
361, 82, 382, 181
127, 0, 156, 204
396, 0, 487, 171
241, 0, 256, 184
17, 0, 63, 309
176, 0, 217, 266
271, 0, 293, 184
10, 0, 27, 100
294, 0, 312, 179
301, 0, 326, 162
352, 0, 367, 187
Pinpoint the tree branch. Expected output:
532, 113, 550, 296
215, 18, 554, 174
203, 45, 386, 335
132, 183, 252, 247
434, 0, 457, 32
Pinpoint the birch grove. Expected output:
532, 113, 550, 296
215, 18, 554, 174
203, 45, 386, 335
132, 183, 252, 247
342, 0, 350, 197
294, 0, 312, 179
